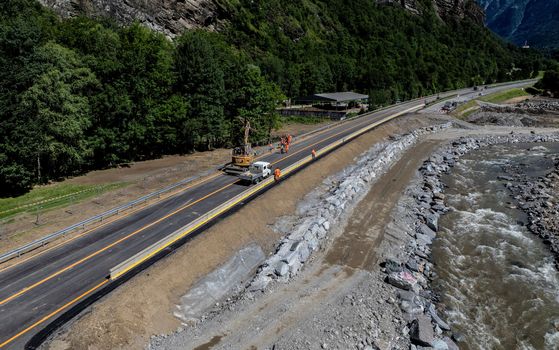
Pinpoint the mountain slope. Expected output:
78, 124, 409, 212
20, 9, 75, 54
478, 0, 559, 49
1, 0, 547, 195
39, 0, 487, 37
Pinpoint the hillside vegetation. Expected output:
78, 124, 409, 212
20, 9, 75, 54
478, 0, 559, 50
0, 0, 550, 196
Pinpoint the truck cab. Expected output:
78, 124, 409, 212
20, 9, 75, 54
238, 161, 272, 184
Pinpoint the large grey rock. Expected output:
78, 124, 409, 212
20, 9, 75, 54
248, 275, 271, 292
384, 259, 403, 273
424, 213, 439, 232
415, 232, 434, 245
274, 261, 289, 276
431, 339, 449, 350
386, 271, 419, 291
428, 304, 450, 331
443, 337, 459, 350
409, 315, 435, 347
306, 236, 320, 251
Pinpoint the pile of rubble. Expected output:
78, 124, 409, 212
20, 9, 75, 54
502, 151, 559, 266
516, 100, 559, 113
248, 123, 453, 293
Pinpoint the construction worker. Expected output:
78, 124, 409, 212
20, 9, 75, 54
274, 168, 281, 182
311, 149, 317, 160
287, 134, 292, 145
285, 143, 289, 154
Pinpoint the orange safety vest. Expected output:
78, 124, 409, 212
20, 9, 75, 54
274, 168, 281, 181
287, 135, 292, 144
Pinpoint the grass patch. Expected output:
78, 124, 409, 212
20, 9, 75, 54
478, 88, 530, 104
0, 182, 127, 220
451, 100, 478, 117
451, 87, 532, 119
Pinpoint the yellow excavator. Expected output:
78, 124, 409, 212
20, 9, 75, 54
223, 119, 255, 175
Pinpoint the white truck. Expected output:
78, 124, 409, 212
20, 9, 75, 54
238, 161, 272, 184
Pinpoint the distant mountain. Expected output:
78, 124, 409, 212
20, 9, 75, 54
477, 0, 559, 49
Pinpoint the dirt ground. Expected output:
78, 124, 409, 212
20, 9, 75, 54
157, 138, 444, 350
503, 96, 531, 104
0, 149, 232, 256
44, 114, 447, 350
0, 119, 334, 259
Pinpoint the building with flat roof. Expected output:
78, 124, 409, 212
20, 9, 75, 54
278, 91, 369, 120
295, 91, 369, 105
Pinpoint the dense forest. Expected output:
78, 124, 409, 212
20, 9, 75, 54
0, 0, 551, 196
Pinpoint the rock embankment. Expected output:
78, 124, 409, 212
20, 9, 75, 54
467, 100, 559, 128
380, 132, 559, 349
248, 123, 452, 292
501, 151, 559, 266
516, 100, 559, 112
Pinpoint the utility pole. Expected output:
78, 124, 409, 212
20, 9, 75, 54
35, 205, 42, 225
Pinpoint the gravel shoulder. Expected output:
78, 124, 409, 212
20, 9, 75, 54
44, 114, 447, 350
44, 106, 559, 350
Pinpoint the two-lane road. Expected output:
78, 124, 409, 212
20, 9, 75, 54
0, 81, 535, 349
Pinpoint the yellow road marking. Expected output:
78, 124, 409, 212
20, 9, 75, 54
110, 106, 421, 279
0, 183, 234, 307
0, 103, 421, 349
0, 104, 415, 309
0, 171, 223, 274
0, 103, 362, 273
0, 279, 109, 348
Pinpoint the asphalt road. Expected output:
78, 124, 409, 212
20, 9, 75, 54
421, 80, 536, 114
0, 80, 536, 349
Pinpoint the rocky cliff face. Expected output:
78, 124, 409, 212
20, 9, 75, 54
377, 0, 484, 23
434, 0, 485, 23
477, 0, 559, 49
39, 0, 485, 38
38, 0, 230, 37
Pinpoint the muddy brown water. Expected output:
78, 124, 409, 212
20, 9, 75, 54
433, 143, 559, 350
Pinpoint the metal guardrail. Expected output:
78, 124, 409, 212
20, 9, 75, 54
109, 103, 425, 280
0, 172, 216, 264
0, 99, 421, 266
1, 79, 534, 266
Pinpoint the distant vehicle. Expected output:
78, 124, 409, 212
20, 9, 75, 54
238, 161, 272, 184
441, 101, 458, 112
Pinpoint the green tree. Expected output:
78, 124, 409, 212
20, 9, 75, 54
15, 42, 98, 182
175, 31, 227, 150
232, 65, 284, 144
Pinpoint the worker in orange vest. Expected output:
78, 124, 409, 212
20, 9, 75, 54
311, 149, 316, 160
285, 143, 289, 154
274, 168, 281, 182
287, 134, 292, 145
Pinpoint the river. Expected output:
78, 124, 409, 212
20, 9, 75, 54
432, 143, 559, 350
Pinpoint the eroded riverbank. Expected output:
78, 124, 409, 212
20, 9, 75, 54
433, 143, 559, 349
380, 133, 559, 350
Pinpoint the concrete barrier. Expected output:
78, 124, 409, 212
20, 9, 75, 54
108, 103, 424, 281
